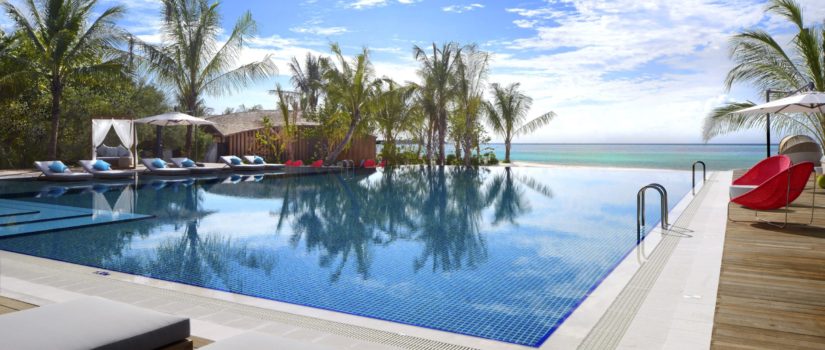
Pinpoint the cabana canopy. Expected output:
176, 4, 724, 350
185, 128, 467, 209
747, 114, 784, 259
91, 119, 136, 167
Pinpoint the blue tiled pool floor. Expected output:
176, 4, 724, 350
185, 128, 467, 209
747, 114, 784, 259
0, 199, 151, 237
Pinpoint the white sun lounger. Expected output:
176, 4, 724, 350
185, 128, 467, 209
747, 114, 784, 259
79, 160, 135, 179
141, 158, 191, 176
33, 161, 93, 182
243, 155, 284, 170
220, 156, 265, 171
170, 157, 221, 174
0, 296, 191, 350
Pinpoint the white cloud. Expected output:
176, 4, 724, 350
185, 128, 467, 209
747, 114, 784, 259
442, 3, 484, 13
347, 0, 419, 9
290, 25, 348, 36
512, 19, 537, 29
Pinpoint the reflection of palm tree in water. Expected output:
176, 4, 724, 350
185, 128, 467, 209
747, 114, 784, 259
282, 166, 554, 279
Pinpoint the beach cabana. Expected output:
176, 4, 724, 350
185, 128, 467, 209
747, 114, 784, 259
91, 119, 136, 168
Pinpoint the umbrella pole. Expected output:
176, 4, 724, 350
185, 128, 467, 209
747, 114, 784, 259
155, 125, 163, 158
766, 89, 772, 158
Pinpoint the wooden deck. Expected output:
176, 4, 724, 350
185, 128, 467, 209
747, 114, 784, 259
0, 296, 213, 348
711, 171, 825, 349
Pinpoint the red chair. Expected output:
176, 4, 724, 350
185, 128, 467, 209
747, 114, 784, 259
292, 160, 304, 167
285, 160, 294, 167
730, 162, 815, 227
379, 160, 387, 167
311, 160, 324, 167
733, 155, 792, 186
363, 159, 376, 168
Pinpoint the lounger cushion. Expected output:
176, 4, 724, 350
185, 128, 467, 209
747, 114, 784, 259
0, 296, 190, 350
201, 332, 338, 350
48, 161, 68, 173
182, 159, 196, 167
93, 160, 111, 171
152, 159, 167, 169
230, 156, 242, 165
253, 156, 264, 164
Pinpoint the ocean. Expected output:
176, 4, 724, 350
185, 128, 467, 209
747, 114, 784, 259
391, 143, 780, 171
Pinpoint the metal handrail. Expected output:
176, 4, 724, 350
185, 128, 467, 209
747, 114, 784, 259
692, 161, 706, 194
637, 183, 668, 243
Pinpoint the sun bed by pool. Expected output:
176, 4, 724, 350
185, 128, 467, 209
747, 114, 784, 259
79, 160, 135, 179
0, 296, 191, 350
33, 161, 93, 182
243, 155, 284, 170
220, 156, 265, 171
141, 158, 191, 176
170, 157, 222, 174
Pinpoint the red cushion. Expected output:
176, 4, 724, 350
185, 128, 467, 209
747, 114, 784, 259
363, 159, 376, 168
732, 162, 814, 210
733, 155, 792, 186
311, 160, 323, 167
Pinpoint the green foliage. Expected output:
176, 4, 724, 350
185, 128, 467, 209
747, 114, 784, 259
254, 115, 281, 162
485, 82, 556, 163
704, 0, 825, 151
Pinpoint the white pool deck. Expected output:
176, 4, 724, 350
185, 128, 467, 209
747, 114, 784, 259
0, 167, 733, 350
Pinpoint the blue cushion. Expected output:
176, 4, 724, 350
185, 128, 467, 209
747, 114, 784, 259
93, 160, 111, 171
152, 159, 166, 169
48, 161, 68, 173
181, 159, 196, 168
253, 156, 264, 164
230, 157, 242, 165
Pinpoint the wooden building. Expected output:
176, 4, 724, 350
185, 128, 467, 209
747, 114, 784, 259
203, 110, 376, 163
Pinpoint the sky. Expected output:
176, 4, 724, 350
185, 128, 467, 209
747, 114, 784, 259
4, 0, 825, 144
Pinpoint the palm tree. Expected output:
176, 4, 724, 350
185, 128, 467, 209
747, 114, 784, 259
454, 44, 490, 166
1, 0, 125, 159
136, 0, 277, 157
371, 79, 417, 162
289, 53, 325, 113
485, 83, 556, 163
704, 0, 824, 149
414, 43, 461, 166
269, 83, 299, 160
320, 43, 375, 165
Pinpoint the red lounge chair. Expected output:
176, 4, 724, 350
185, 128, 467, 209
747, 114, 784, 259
733, 155, 792, 186
379, 160, 387, 167
730, 162, 815, 227
363, 159, 376, 168
311, 160, 324, 167
285, 160, 294, 167
292, 160, 304, 167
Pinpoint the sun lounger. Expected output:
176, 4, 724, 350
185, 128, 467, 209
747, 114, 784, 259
79, 160, 135, 179
141, 158, 191, 176
33, 161, 93, 182
0, 296, 191, 350
171, 157, 221, 174
243, 155, 284, 170
201, 332, 336, 350
220, 155, 265, 171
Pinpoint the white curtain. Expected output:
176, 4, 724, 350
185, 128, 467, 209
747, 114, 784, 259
111, 119, 135, 156
91, 119, 114, 159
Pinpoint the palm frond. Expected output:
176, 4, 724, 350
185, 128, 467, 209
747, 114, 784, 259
201, 56, 278, 96
515, 111, 556, 137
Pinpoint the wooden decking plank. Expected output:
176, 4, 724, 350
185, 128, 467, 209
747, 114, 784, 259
711, 170, 825, 349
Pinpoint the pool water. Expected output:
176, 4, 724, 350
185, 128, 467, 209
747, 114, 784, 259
0, 166, 693, 346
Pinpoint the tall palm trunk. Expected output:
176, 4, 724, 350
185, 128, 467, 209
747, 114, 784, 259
504, 138, 512, 163
438, 109, 447, 165
462, 109, 473, 166
184, 125, 193, 158
47, 77, 63, 159
325, 110, 360, 164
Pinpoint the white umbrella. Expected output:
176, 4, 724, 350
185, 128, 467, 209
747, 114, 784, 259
134, 112, 215, 126
135, 112, 214, 158
733, 91, 825, 115
732, 91, 825, 158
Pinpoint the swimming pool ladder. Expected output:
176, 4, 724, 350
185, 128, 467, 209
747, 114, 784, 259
637, 183, 668, 243
692, 161, 706, 194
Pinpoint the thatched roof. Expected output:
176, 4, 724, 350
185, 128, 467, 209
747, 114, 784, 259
203, 110, 318, 137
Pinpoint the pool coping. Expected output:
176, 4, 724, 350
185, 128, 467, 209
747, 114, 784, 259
0, 166, 730, 350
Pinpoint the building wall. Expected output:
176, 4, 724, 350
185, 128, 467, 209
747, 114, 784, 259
214, 128, 377, 163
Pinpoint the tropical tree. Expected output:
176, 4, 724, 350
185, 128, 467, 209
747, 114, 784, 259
137, 0, 277, 157
454, 44, 490, 166
289, 53, 326, 113
1, 0, 126, 159
268, 83, 300, 160
704, 0, 824, 149
485, 83, 556, 163
413, 43, 461, 165
320, 43, 376, 164
370, 79, 417, 162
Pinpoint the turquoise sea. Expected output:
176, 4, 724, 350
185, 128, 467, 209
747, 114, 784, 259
488, 144, 774, 171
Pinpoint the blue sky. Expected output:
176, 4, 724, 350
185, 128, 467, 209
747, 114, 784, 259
4, 0, 824, 143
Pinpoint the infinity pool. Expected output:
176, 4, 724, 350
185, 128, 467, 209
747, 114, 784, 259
0, 166, 692, 346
